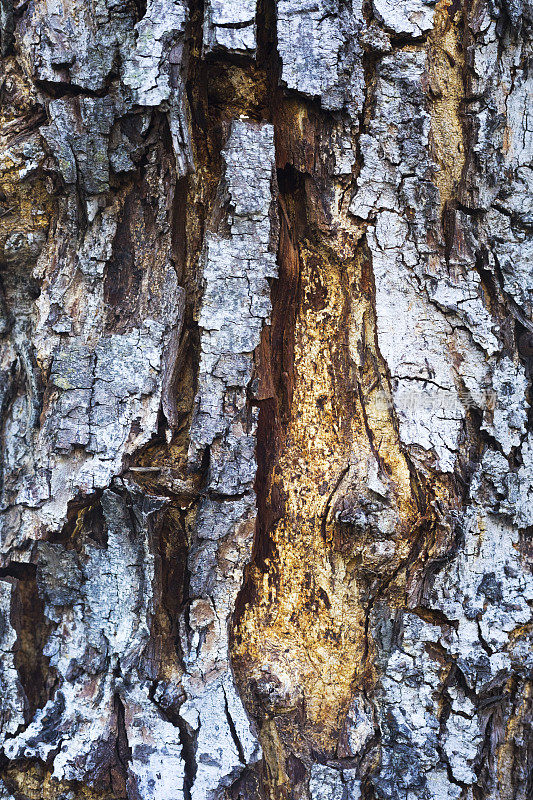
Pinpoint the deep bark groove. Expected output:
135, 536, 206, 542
0, 1, 531, 799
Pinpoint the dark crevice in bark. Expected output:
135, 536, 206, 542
410, 605, 459, 630
239, 166, 303, 585
256, 0, 280, 108
113, 695, 132, 798
35, 79, 113, 100
0, 562, 35, 580
142, 502, 189, 680
223, 685, 246, 765
46, 491, 105, 549
132, 0, 147, 19
177, 716, 197, 800
1, 566, 52, 721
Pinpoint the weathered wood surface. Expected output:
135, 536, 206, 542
0, 1, 531, 799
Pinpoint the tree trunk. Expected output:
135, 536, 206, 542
0, 1, 531, 799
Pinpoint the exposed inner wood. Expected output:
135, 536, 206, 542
0, 0, 531, 799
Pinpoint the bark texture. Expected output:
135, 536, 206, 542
0, 1, 531, 799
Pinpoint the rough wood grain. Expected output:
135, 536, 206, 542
0, 1, 531, 799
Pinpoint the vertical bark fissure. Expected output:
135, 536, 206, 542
0, 1, 531, 799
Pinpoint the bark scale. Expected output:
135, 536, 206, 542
0, 1, 531, 799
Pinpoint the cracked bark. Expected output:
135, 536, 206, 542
0, 1, 531, 799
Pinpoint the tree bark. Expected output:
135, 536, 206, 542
0, 1, 531, 799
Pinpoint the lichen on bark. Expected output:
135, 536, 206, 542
0, 1, 531, 800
